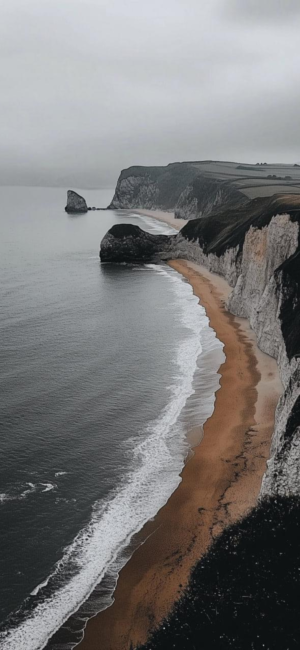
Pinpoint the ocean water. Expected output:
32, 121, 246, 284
0, 187, 224, 649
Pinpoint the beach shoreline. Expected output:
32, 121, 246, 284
76, 244, 282, 650
133, 208, 183, 230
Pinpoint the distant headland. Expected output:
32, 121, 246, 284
108, 159, 300, 220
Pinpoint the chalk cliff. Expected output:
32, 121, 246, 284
101, 193, 300, 497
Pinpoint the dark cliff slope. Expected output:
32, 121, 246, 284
137, 497, 300, 650
174, 174, 248, 219
109, 160, 300, 219
181, 193, 300, 255
277, 249, 300, 360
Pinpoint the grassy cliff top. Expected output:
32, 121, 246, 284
181, 192, 300, 255
118, 160, 300, 201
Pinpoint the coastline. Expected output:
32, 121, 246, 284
133, 208, 183, 230
77, 251, 282, 650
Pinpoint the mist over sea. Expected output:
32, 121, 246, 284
0, 187, 224, 649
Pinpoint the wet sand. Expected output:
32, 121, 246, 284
77, 258, 282, 650
134, 209, 184, 230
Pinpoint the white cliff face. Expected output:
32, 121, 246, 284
228, 214, 298, 331
110, 176, 160, 210
223, 214, 300, 496
168, 214, 300, 496
164, 234, 242, 287
261, 366, 300, 496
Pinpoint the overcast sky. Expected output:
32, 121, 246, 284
1, 0, 300, 188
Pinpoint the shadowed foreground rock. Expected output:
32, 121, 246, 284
137, 497, 300, 650
65, 190, 88, 213
100, 224, 175, 263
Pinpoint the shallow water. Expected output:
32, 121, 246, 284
0, 187, 224, 649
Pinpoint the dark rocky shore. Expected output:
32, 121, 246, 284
137, 497, 300, 650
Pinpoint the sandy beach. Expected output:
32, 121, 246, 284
77, 232, 282, 650
134, 208, 184, 230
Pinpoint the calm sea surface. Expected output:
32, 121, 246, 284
0, 187, 224, 649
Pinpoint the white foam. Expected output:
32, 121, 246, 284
0, 263, 224, 650
54, 472, 67, 477
0, 487, 35, 504
40, 484, 56, 493
0, 493, 10, 504
131, 213, 177, 235
30, 577, 52, 597
14, 483, 36, 500
0, 481, 59, 505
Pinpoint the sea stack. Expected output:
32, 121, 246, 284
65, 190, 88, 214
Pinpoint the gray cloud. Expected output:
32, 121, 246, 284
227, 0, 300, 22
0, 0, 299, 188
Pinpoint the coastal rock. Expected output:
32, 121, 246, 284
65, 190, 88, 213
100, 224, 176, 263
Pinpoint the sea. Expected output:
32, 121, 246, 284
0, 187, 224, 650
